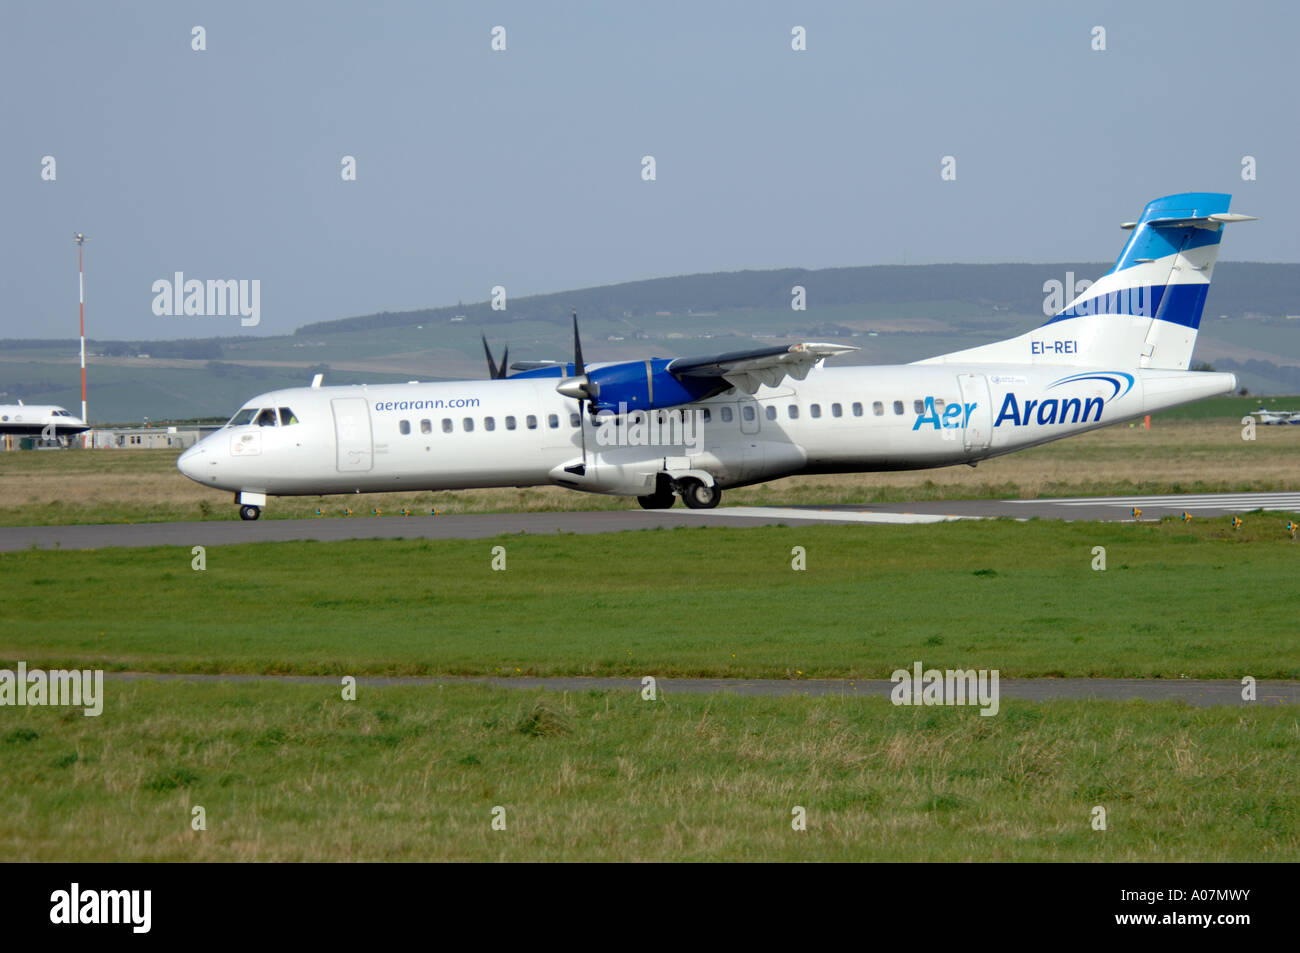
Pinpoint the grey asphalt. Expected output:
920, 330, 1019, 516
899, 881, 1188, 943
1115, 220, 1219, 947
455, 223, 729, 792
5, 491, 1300, 551
104, 672, 1300, 707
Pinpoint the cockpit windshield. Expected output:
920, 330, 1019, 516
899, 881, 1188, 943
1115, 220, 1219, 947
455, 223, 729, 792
227, 408, 258, 427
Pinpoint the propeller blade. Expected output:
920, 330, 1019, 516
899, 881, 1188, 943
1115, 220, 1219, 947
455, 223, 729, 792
481, 334, 502, 380
482, 335, 513, 379
577, 397, 588, 470
572, 310, 585, 378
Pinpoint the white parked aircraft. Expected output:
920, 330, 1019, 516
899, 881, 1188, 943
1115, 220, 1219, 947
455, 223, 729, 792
179, 192, 1253, 520
0, 402, 89, 442
1251, 407, 1300, 425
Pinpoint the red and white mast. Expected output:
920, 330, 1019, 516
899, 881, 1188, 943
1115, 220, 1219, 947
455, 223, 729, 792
74, 232, 90, 424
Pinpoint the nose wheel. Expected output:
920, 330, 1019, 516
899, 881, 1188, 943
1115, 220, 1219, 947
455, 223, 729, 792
239, 504, 262, 521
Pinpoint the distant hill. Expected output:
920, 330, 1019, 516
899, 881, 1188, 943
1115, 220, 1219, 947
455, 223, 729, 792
296, 261, 1300, 336
5, 261, 1300, 420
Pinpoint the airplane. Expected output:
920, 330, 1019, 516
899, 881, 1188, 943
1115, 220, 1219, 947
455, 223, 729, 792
0, 402, 90, 444
179, 192, 1254, 521
1251, 407, 1300, 425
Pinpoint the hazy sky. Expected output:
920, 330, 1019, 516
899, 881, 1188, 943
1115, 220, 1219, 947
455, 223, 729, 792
2, 0, 1296, 340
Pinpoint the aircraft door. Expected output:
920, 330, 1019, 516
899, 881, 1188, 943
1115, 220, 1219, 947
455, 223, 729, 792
957, 373, 992, 451
332, 398, 373, 472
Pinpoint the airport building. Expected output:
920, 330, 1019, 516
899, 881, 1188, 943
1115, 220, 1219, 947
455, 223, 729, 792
1, 426, 217, 451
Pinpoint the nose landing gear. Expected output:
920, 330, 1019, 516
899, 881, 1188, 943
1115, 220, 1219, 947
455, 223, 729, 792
239, 504, 261, 521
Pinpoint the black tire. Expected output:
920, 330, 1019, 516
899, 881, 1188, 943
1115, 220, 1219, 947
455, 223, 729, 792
679, 478, 721, 510
239, 504, 261, 521
637, 491, 675, 509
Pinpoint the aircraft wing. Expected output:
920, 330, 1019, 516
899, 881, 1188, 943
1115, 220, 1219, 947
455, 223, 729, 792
667, 342, 859, 395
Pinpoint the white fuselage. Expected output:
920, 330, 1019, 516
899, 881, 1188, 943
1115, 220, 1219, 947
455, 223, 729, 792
177, 364, 1235, 501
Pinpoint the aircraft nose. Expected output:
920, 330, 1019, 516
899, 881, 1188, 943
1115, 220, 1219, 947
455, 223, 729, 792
177, 444, 203, 479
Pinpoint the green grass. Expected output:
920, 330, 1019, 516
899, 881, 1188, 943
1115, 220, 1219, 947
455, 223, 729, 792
2, 681, 1295, 861
4, 520, 1300, 679
1151, 394, 1300, 421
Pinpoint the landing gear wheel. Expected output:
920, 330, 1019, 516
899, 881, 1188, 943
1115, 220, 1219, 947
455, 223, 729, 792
679, 478, 721, 510
637, 490, 676, 509
239, 504, 261, 521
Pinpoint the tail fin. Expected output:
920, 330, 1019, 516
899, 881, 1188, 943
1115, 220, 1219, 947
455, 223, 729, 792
919, 192, 1255, 369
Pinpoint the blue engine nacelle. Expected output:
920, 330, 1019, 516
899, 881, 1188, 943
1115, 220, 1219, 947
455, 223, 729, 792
583, 359, 720, 413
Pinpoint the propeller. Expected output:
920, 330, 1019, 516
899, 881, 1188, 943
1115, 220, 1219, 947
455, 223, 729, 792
556, 310, 596, 472
481, 334, 510, 380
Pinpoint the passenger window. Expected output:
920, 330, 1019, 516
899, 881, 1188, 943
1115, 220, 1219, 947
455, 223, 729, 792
935, 399, 945, 410
420, 419, 432, 434
505, 416, 517, 430
702, 408, 712, 423
893, 401, 904, 415
527, 415, 538, 430
570, 413, 581, 428
913, 399, 925, 414
399, 420, 411, 435
873, 401, 884, 416
720, 406, 733, 422
810, 403, 822, 418
831, 403, 842, 418
485, 417, 495, 431
442, 418, 453, 433
742, 405, 756, 421
548, 414, 559, 429
463, 418, 474, 432
255, 408, 278, 427
279, 408, 298, 426
788, 405, 799, 419
765, 405, 776, 420
853, 402, 863, 417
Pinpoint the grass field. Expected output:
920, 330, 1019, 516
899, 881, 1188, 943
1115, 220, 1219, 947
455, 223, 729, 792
4, 420, 1298, 863
2, 682, 1296, 861
1, 415, 1298, 525
4, 520, 1299, 679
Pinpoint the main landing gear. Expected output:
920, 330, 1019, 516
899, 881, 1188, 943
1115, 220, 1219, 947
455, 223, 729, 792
636, 475, 722, 510
239, 504, 261, 521
678, 477, 721, 509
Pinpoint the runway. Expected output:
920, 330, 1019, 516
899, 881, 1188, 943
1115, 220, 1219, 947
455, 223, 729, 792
3, 491, 1299, 551
105, 672, 1300, 707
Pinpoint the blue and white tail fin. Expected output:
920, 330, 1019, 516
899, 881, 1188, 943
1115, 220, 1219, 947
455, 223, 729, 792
918, 192, 1256, 370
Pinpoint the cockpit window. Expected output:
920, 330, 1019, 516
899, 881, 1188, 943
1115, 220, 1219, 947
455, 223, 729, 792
255, 408, 278, 427
279, 407, 299, 426
227, 408, 257, 427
